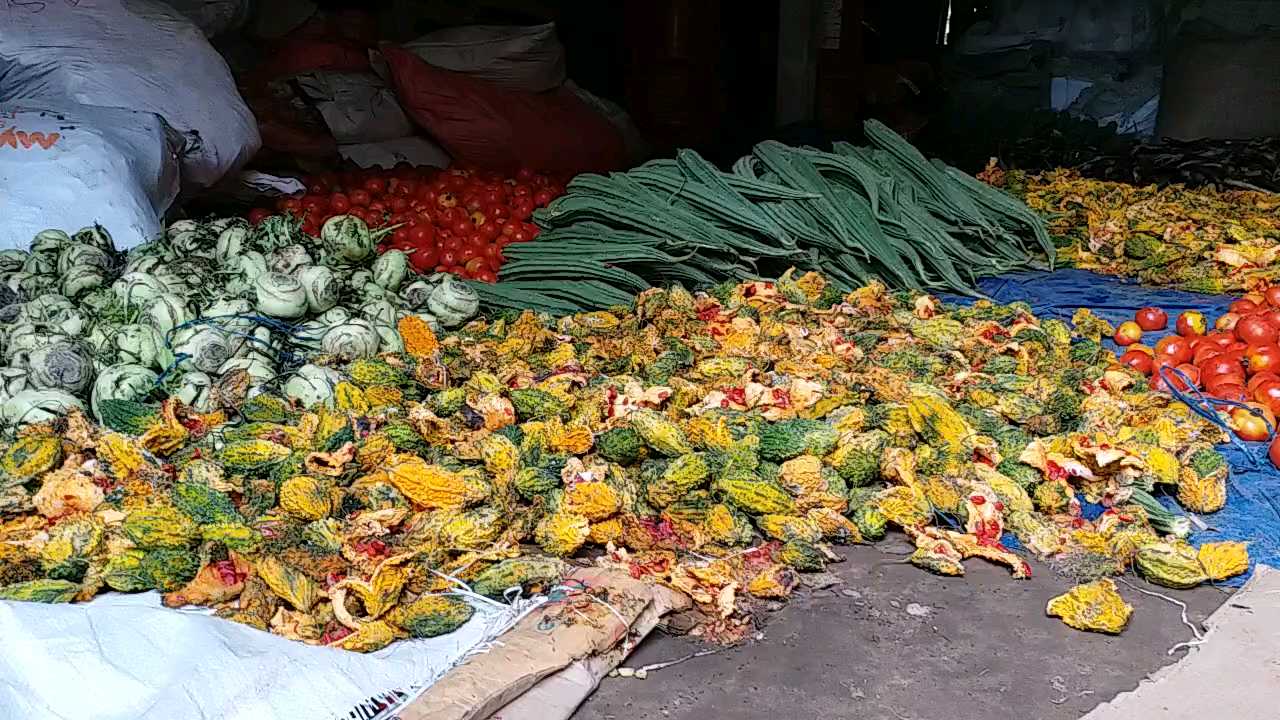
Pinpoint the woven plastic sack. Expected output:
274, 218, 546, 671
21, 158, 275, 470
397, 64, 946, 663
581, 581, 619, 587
402, 24, 566, 93
0, 103, 181, 251
0, 0, 259, 190
381, 46, 625, 175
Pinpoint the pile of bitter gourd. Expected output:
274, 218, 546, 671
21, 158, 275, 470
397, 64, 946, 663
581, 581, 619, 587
477, 120, 1054, 313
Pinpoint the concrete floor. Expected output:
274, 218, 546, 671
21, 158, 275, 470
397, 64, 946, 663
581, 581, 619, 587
572, 538, 1229, 720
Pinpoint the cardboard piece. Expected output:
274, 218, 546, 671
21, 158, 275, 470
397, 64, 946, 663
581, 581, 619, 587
398, 566, 688, 720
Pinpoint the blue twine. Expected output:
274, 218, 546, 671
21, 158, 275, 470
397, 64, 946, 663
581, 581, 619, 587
999, 531, 1024, 551
1077, 495, 1107, 521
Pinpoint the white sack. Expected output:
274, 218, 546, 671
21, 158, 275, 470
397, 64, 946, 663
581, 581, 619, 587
296, 72, 414, 144
340, 136, 452, 169
0, 104, 181, 251
0, 0, 261, 189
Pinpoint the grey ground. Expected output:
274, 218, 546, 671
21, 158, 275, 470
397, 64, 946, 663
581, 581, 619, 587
571, 538, 1229, 720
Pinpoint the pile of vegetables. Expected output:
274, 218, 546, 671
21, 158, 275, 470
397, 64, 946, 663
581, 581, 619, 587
0, 215, 480, 429
476, 120, 1055, 314
0, 273, 1248, 649
247, 165, 566, 283
1111, 290, 1280, 466
1002, 169, 1280, 294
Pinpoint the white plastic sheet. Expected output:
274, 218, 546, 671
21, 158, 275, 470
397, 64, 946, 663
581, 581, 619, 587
0, 591, 539, 720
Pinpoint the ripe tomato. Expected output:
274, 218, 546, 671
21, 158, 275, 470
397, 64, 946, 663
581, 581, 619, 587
1265, 286, 1280, 308
410, 225, 434, 245
473, 269, 498, 283
512, 226, 533, 243
1230, 299, 1258, 315
533, 189, 554, 207
1216, 312, 1241, 332
464, 257, 486, 275
388, 196, 409, 213
1176, 310, 1206, 336
394, 181, 416, 197
350, 189, 372, 207
1237, 315, 1279, 346
407, 246, 439, 273
459, 247, 480, 264
447, 265, 467, 276
248, 208, 271, 225
392, 227, 412, 245
363, 177, 387, 196
481, 189, 504, 206
279, 196, 303, 213
487, 204, 511, 220
1192, 344, 1223, 367
1134, 307, 1167, 331
515, 167, 535, 182
329, 193, 351, 213
451, 219, 473, 237
1154, 335, 1193, 365
1270, 435, 1280, 468
1249, 372, 1280, 394
439, 250, 459, 267
1119, 349, 1154, 375
368, 200, 388, 215
1255, 380, 1280, 408
1199, 352, 1243, 378
479, 221, 500, 241
1247, 344, 1280, 374
510, 197, 536, 221
302, 194, 328, 214
1210, 383, 1248, 407
1230, 403, 1275, 442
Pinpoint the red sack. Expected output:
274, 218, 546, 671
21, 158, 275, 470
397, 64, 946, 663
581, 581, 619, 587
381, 45, 626, 175
264, 39, 370, 81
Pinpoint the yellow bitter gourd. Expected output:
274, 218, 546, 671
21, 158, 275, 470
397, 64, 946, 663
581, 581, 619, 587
2, 434, 63, 479
778, 455, 825, 498
1197, 541, 1248, 581
122, 504, 199, 549
587, 516, 624, 545
96, 433, 149, 481
1046, 579, 1132, 634
1134, 541, 1209, 589
218, 440, 292, 473
535, 511, 590, 556
348, 358, 407, 388
387, 456, 489, 510
479, 433, 520, 479
279, 476, 333, 521
563, 480, 621, 521
757, 514, 823, 543
333, 382, 370, 414
906, 393, 975, 451
806, 507, 862, 544
629, 409, 692, 457
645, 453, 710, 507
717, 476, 796, 515
333, 620, 404, 652
386, 595, 475, 638
256, 556, 320, 611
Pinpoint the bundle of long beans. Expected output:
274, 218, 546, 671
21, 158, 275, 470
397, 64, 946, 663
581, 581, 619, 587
476, 121, 1053, 313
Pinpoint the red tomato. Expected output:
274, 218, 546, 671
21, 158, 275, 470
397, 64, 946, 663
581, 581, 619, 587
1114, 322, 1143, 346
1265, 286, 1280, 308
447, 265, 467, 276
1270, 435, 1280, 468
1154, 335, 1193, 365
368, 201, 388, 215
394, 181, 415, 197
1200, 353, 1243, 378
329, 193, 351, 213
510, 197, 536, 221
407, 246, 439, 273
487, 204, 510, 220
451, 219, 473, 237
515, 167, 535, 182
464, 257, 486, 275
1192, 344, 1223, 367
280, 197, 303, 213
389, 197, 410, 213
480, 189, 504, 206
1204, 370, 1246, 396
350, 189, 372, 207
512, 226, 532, 243
533, 189, 554, 207
1248, 344, 1280, 374
1119, 349, 1154, 375
392, 227, 411, 245
439, 250, 459, 267
1259, 309, 1280, 328
1210, 383, 1248, 407
302, 194, 327, 214
479, 221, 500, 241
1216, 312, 1241, 332
459, 247, 479, 263
1134, 307, 1167, 331
363, 177, 387, 196
1204, 332, 1236, 348
248, 208, 271, 225
1249, 372, 1280, 394
1176, 310, 1207, 336
1255, 380, 1280, 408
410, 225, 434, 245
1237, 315, 1279, 346
1230, 403, 1275, 442
1230, 299, 1258, 315
473, 269, 498, 283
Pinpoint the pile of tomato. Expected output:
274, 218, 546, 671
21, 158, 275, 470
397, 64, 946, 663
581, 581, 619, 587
247, 164, 566, 283
1111, 288, 1280, 464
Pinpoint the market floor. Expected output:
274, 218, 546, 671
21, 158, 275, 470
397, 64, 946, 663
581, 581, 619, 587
571, 538, 1229, 720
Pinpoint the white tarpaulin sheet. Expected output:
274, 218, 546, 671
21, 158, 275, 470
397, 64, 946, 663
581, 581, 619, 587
0, 591, 540, 720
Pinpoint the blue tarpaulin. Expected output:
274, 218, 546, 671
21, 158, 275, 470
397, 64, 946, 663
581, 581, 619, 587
944, 270, 1279, 585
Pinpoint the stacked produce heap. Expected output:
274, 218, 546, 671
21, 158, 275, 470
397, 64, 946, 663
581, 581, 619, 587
0, 271, 1247, 649
995, 168, 1280, 294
